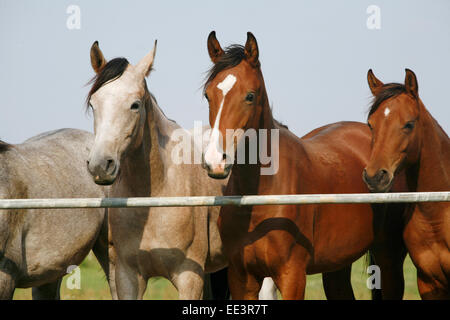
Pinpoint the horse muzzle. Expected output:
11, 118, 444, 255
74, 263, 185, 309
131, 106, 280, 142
86, 155, 119, 185
362, 168, 393, 193
202, 153, 232, 179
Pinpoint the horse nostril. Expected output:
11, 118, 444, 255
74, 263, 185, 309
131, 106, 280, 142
222, 153, 227, 161
201, 153, 209, 170
105, 159, 115, 174
363, 169, 368, 179
362, 169, 370, 183
376, 169, 389, 182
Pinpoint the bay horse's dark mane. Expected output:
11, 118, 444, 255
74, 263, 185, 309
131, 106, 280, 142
203, 45, 246, 93
86, 57, 130, 109
204, 45, 288, 130
368, 83, 410, 118
274, 119, 288, 129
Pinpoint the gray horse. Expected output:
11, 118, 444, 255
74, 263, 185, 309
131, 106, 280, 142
0, 128, 111, 299
86, 41, 230, 299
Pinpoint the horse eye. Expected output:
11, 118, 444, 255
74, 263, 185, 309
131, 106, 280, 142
367, 122, 373, 130
245, 93, 255, 102
204, 93, 209, 101
130, 102, 140, 111
404, 121, 415, 130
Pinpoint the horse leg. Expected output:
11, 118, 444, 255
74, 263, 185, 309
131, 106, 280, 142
322, 266, 355, 300
107, 243, 118, 300
92, 240, 118, 300
370, 246, 406, 300
368, 202, 407, 300
258, 277, 278, 300
0, 270, 15, 300
202, 273, 213, 300
274, 263, 307, 300
227, 265, 261, 300
32, 279, 62, 300
115, 260, 147, 300
172, 262, 205, 300
207, 267, 230, 300
417, 269, 450, 299
91, 212, 118, 299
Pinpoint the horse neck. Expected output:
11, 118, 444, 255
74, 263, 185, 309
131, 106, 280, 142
120, 90, 167, 196
0, 151, 14, 197
406, 101, 450, 193
257, 76, 275, 131
231, 83, 276, 194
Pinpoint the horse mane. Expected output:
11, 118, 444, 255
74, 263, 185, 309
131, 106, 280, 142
203, 45, 246, 93
86, 57, 130, 109
0, 140, 11, 152
274, 119, 288, 129
368, 83, 409, 118
204, 46, 287, 131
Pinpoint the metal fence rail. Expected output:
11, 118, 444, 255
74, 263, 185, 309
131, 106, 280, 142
0, 192, 449, 210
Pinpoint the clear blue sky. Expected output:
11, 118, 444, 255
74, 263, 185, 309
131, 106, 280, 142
1, 0, 449, 143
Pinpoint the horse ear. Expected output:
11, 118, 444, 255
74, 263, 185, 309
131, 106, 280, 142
207, 31, 224, 63
136, 40, 157, 78
244, 32, 260, 68
90, 41, 107, 74
367, 69, 384, 95
404, 68, 419, 98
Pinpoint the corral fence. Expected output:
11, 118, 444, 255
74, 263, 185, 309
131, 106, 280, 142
0, 192, 449, 209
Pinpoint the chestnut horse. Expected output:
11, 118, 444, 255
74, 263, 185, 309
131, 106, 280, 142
364, 69, 450, 299
202, 31, 407, 299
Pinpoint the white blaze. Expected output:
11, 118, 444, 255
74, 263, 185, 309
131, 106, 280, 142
204, 74, 237, 166
384, 107, 390, 117
217, 73, 237, 96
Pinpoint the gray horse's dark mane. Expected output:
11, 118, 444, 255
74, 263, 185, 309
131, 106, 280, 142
85, 57, 177, 126
0, 140, 11, 152
86, 57, 130, 109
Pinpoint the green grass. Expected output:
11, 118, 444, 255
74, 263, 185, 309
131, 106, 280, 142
304, 255, 420, 300
13, 252, 419, 300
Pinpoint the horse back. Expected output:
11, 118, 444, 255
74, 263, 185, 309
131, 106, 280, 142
274, 121, 372, 194
0, 128, 107, 286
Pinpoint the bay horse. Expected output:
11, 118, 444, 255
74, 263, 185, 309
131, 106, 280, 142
0, 129, 111, 299
364, 69, 450, 299
202, 31, 407, 299
86, 41, 232, 299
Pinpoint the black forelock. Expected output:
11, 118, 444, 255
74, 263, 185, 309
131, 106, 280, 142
86, 57, 130, 109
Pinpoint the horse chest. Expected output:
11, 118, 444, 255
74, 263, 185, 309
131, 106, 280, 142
219, 204, 311, 272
